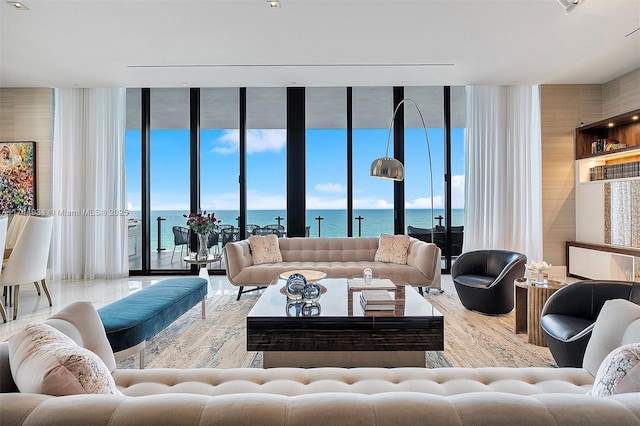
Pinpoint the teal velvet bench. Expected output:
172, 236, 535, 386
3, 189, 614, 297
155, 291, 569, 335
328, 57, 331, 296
98, 277, 208, 368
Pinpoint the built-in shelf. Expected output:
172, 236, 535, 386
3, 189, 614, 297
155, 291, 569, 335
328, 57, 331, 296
575, 108, 640, 160
576, 109, 640, 184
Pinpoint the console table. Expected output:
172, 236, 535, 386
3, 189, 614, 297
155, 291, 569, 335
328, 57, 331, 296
566, 241, 640, 281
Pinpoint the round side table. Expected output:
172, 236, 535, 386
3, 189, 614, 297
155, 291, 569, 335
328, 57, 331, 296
183, 254, 222, 281
514, 278, 567, 346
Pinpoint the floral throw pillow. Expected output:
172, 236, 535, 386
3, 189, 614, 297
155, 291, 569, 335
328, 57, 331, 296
589, 343, 640, 397
8, 322, 122, 396
374, 233, 411, 265
249, 234, 283, 265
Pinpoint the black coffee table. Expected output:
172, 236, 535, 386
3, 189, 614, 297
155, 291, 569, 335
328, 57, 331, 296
246, 278, 444, 368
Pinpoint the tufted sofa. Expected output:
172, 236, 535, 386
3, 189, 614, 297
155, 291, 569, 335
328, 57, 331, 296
224, 236, 442, 300
1, 301, 640, 425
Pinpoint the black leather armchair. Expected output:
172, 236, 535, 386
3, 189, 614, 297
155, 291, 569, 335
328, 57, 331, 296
451, 250, 526, 315
540, 280, 640, 367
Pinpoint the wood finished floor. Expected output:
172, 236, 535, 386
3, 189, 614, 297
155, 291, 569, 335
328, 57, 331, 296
1, 274, 560, 368
425, 277, 556, 367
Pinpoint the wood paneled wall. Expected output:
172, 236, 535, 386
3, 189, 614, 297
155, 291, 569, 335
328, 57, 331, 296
540, 85, 602, 268
0, 88, 53, 210
603, 68, 640, 117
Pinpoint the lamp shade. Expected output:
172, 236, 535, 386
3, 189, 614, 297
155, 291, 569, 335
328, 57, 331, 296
370, 157, 404, 181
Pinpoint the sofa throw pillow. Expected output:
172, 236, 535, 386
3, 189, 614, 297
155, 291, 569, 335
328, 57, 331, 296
249, 234, 283, 265
583, 299, 640, 377
589, 343, 640, 397
374, 233, 411, 265
8, 322, 122, 396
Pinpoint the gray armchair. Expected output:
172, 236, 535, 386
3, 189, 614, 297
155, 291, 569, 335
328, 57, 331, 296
451, 250, 526, 315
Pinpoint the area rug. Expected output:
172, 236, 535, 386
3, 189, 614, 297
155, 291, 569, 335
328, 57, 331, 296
116, 291, 450, 369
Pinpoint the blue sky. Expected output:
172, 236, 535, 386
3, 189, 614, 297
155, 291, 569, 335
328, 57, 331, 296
125, 127, 465, 212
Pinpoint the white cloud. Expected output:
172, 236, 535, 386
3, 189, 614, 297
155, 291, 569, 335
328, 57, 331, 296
405, 195, 444, 209
211, 129, 286, 155
246, 190, 287, 210
306, 196, 347, 210
201, 192, 240, 211
315, 183, 345, 193
451, 174, 465, 209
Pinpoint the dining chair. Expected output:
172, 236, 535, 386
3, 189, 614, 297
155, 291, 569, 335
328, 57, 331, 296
3, 213, 28, 260
252, 227, 281, 237
246, 224, 260, 236
263, 224, 285, 237
1, 215, 53, 320
0, 216, 8, 322
207, 231, 220, 254
171, 226, 190, 263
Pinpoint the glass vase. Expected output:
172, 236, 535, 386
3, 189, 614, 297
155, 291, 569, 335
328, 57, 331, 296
197, 232, 210, 260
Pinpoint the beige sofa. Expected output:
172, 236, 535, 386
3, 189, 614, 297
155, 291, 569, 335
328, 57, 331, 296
224, 236, 442, 299
1, 300, 640, 425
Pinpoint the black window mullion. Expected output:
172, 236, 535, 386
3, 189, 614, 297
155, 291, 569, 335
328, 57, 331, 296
141, 88, 151, 273
286, 87, 306, 237
393, 87, 405, 235
444, 86, 452, 273
239, 88, 247, 240
188, 89, 200, 271
347, 87, 353, 237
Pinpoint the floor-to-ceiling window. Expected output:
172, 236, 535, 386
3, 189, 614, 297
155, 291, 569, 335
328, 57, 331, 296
449, 86, 466, 268
352, 87, 395, 236
403, 87, 445, 233
200, 88, 240, 267
305, 87, 348, 237
125, 85, 462, 275
149, 88, 191, 269
244, 88, 287, 237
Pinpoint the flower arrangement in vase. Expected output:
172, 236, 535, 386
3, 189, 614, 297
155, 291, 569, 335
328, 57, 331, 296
184, 211, 221, 260
525, 260, 551, 285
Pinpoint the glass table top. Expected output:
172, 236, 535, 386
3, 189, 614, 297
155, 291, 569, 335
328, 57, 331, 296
248, 277, 442, 319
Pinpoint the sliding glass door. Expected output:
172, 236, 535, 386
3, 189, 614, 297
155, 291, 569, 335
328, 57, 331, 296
125, 85, 465, 275
352, 87, 395, 237
305, 87, 347, 237
200, 88, 239, 268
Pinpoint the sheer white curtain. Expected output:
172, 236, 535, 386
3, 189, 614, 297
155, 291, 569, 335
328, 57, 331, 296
52, 88, 128, 279
463, 85, 543, 261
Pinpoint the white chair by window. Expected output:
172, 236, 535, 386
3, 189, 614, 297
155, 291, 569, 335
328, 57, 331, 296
1, 215, 53, 320
3, 213, 28, 260
0, 216, 8, 322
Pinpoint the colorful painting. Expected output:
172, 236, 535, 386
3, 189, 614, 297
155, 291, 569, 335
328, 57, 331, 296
0, 141, 36, 214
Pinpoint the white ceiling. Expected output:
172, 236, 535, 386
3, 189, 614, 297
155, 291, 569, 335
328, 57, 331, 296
1, 0, 639, 88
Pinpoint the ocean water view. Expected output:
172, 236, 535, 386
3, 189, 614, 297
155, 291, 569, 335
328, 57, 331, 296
134, 209, 465, 251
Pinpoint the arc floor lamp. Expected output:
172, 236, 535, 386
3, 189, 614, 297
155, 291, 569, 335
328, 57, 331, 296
370, 98, 435, 243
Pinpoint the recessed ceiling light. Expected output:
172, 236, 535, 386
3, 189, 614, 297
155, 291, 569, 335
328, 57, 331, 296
608, 122, 615, 127
267, 1, 280, 9
6, 1, 29, 10
633, 116, 639, 121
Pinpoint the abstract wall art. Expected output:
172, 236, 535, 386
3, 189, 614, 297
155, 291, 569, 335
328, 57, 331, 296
0, 141, 36, 214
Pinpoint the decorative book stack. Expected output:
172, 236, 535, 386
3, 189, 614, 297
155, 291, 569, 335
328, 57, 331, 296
360, 289, 395, 311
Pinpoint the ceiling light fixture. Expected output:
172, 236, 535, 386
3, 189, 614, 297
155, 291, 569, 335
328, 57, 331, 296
267, 1, 280, 9
6, 1, 29, 10
556, 0, 584, 14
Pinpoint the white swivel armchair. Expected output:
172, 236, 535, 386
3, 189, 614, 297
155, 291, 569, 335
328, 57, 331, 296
0, 216, 7, 322
1, 215, 53, 320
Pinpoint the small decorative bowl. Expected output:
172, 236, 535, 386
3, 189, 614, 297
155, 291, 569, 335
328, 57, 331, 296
286, 273, 307, 300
